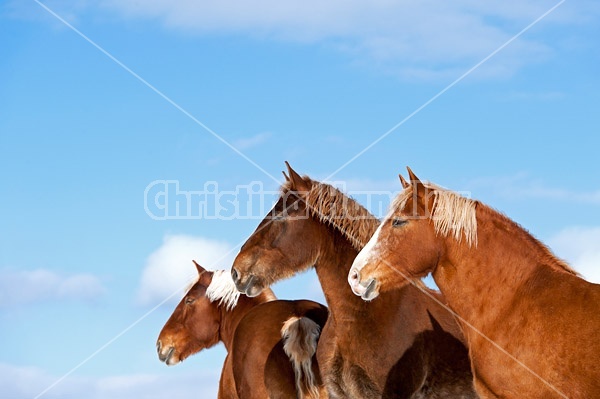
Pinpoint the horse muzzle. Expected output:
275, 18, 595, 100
231, 269, 263, 297
348, 268, 380, 301
157, 340, 178, 366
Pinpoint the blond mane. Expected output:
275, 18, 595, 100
283, 177, 429, 289
282, 178, 380, 251
391, 184, 478, 247
393, 184, 578, 275
205, 270, 241, 310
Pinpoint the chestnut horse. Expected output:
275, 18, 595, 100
232, 163, 477, 398
349, 168, 600, 399
157, 261, 328, 399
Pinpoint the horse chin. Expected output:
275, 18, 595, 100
234, 274, 267, 297
233, 274, 255, 294
244, 282, 265, 298
166, 354, 180, 366
350, 277, 380, 301
361, 278, 380, 301
159, 346, 180, 366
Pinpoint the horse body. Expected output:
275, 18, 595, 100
157, 261, 327, 399
434, 205, 600, 398
350, 169, 600, 399
314, 230, 473, 399
233, 299, 328, 399
232, 163, 477, 398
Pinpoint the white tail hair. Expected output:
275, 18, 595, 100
281, 316, 321, 399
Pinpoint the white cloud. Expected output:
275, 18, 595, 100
136, 234, 235, 306
0, 268, 105, 307
93, 0, 595, 80
233, 132, 271, 150
0, 362, 219, 399
548, 226, 600, 283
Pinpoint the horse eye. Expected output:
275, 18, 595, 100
185, 297, 196, 305
392, 218, 407, 227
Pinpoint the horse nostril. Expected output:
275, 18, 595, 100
231, 268, 239, 283
349, 268, 360, 285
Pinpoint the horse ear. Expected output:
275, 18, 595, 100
192, 260, 206, 275
285, 161, 311, 192
406, 166, 426, 197
285, 161, 303, 184
282, 171, 290, 182
399, 174, 409, 189
406, 166, 421, 183
192, 261, 213, 286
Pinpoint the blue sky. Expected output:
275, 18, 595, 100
1, 0, 599, 397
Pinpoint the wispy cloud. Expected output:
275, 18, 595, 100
0, 362, 219, 399
0, 268, 105, 307
469, 173, 600, 205
3, 0, 86, 24
136, 234, 235, 306
233, 132, 271, 150
548, 226, 600, 283
53, 0, 596, 80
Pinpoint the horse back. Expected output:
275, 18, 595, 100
232, 299, 328, 399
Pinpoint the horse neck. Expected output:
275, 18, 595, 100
434, 206, 567, 328
218, 292, 273, 351
313, 222, 387, 329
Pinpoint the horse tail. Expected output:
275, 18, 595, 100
281, 316, 321, 399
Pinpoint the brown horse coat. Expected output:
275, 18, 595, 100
350, 169, 600, 398
157, 261, 328, 398
232, 164, 477, 398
